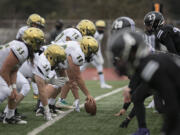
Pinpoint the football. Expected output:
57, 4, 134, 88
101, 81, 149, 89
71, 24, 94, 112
84, 100, 97, 115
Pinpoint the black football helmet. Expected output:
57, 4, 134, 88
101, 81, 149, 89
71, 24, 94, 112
112, 17, 135, 33
144, 11, 164, 32
111, 28, 149, 76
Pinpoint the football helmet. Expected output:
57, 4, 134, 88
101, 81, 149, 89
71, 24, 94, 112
40, 17, 46, 28
112, 17, 135, 33
95, 20, 106, 28
44, 44, 66, 67
76, 20, 96, 36
111, 28, 149, 76
27, 14, 44, 29
22, 27, 45, 52
80, 36, 99, 61
144, 11, 164, 31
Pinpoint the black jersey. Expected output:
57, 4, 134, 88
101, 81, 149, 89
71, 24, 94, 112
136, 53, 180, 98
135, 53, 180, 134
155, 24, 180, 55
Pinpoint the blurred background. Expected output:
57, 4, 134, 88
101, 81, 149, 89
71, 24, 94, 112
0, 0, 180, 67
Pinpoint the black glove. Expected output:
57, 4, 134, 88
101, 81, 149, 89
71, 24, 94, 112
119, 118, 130, 128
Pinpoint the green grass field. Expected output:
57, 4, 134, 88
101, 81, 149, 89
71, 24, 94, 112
0, 80, 162, 135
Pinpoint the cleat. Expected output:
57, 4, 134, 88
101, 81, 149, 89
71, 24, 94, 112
55, 99, 73, 109
100, 84, 112, 89
34, 99, 41, 112
132, 128, 150, 135
15, 109, 27, 119
3, 116, 27, 124
49, 105, 64, 114
0, 112, 6, 122
146, 100, 154, 109
73, 99, 80, 112
36, 107, 44, 116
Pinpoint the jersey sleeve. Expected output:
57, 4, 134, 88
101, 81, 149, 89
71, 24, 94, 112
71, 50, 85, 66
156, 26, 178, 54
32, 54, 51, 80
10, 42, 29, 64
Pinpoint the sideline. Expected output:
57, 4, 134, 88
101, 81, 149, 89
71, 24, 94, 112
27, 86, 127, 135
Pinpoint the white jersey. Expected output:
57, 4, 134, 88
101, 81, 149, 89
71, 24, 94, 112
94, 31, 103, 54
57, 41, 85, 69
92, 31, 104, 65
16, 26, 29, 40
53, 28, 82, 44
0, 40, 29, 69
19, 53, 55, 80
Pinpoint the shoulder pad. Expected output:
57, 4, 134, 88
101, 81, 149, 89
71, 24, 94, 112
33, 53, 51, 79
16, 26, 29, 40
10, 40, 29, 64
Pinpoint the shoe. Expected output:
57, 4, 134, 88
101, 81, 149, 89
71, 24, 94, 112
49, 105, 64, 114
3, 116, 27, 124
49, 105, 58, 117
100, 83, 112, 89
34, 99, 41, 112
0, 112, 6, 122
146, 100, 154, 109
36, 107, 44, 116
55, 99, 73, 109
132, 128, 150, 135
15, 109, 27, 119
73, 99, 80, 112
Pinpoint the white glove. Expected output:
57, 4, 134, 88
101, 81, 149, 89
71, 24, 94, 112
45, 75, 55, 84
51, 77, 69, 87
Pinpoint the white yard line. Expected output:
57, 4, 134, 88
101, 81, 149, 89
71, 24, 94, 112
27, 85, 127, 135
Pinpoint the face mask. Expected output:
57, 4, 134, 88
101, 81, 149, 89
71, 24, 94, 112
97, 30, 104, 34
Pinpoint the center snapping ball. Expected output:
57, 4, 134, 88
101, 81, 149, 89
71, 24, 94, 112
84, 100, 96, 115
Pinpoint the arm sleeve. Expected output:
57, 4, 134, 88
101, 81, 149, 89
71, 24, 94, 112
157, 29, 178, 54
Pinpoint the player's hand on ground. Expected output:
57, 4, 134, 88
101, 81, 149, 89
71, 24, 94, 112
119, 118, 130, 128
123, 87, 131, 103
114, 109, 126, 116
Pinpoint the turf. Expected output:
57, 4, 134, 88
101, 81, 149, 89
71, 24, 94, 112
0, 80, 162, 135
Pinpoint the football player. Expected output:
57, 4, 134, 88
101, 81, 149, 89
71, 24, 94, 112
111, 17, 159, 133
55, 36, 98, 112
111, 29, 180, 135
80, 20, 112, 89
55, 20, 97, 112
144, 11, 180, 55
0, 27, 44, 124
16, 13, 45, 41
16, 13, 46, 100
18, 44, 67, 120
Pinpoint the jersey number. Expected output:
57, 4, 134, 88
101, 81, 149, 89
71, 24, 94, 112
16, 47, 24, 55
77, 55, 83, 63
